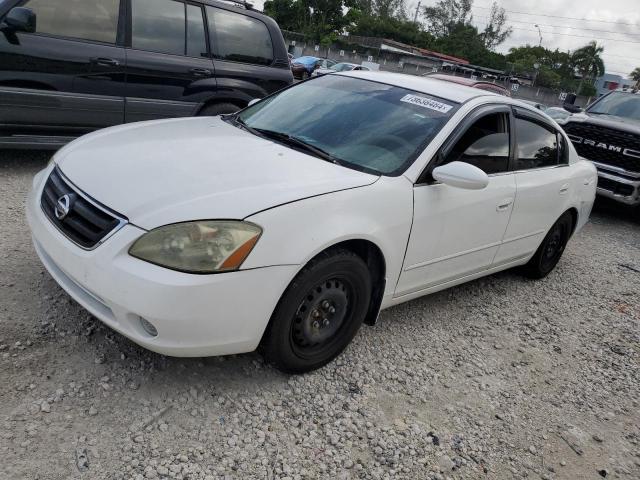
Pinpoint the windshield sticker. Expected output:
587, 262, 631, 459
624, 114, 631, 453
400, 94, 453, 113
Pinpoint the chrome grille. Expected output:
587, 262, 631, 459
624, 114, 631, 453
40, 168, 126, 249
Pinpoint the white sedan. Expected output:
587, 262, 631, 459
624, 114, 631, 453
313, 62, 371, 77
27, 72, 597, 373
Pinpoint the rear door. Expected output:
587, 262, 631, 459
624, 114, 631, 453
124, 0, 215, 122
0, 0, 125, 134
205, 5, 288, 101
493, 109, 574, 265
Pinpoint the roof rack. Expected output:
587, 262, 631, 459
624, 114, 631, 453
217, 0, 254, 9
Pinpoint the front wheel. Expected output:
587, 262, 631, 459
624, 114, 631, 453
262, 249, 371, 373
521, 211, 573, 279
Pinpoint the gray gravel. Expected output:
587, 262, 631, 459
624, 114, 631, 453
1, 151, 639, 479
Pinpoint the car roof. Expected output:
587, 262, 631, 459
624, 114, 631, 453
338, 71, 499, 103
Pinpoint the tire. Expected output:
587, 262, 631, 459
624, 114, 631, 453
262, 248, 372, 374
521, 211, 574, 279
198, 102, 240, 116
301, 71, 310, 80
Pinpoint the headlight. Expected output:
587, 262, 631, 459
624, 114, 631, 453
129, 221, 262, 273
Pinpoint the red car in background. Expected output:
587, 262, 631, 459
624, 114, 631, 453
426, 73, 511, 96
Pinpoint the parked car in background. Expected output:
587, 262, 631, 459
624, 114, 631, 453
312, 62, 371, 77
27, 72, 596, 373
556, 90, 640, 208
291, 56, 336, 80
0, 0, 292, 149
426, 73, 511, 96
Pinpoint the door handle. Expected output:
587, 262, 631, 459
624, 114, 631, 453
90, 57, 120, 67
189, 67, 212, 77
559, 183, 570, 194
496, 198, 513, 211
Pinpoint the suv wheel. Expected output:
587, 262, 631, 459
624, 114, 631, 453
198, 103, 241, 116
262, 248, 371, 373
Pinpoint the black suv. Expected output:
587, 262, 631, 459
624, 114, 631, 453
0, 0, 292, 149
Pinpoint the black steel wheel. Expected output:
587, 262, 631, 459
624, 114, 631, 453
521, 211, 573, 279
262, 248, 371, 373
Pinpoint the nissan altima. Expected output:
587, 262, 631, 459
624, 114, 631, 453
26, 72, 597, 373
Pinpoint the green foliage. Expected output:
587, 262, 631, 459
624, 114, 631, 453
630, 67, 640, 82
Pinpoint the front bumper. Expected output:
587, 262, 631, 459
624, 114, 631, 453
26, 167, 299, 357
593, 162, 640, 206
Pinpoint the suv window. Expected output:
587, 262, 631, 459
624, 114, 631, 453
515, 118, 558, 170
132, 0, 185, 55
442, 113, 510, 174
186, 4, 207, 58
23, 0, 119, 44
206, 7, 273, 65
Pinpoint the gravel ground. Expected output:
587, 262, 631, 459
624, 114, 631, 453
1, 150, 639, 480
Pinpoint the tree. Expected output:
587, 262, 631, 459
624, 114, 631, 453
480, 2, 512, 50
572, 41, 605, 95
631, 67, 640, 88
422, 0, 473, 37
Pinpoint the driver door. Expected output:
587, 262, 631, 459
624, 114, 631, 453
395, 106, 517, 297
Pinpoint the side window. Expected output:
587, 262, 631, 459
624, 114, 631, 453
442, 113, 510, 175
206, 7, 273, 65
132, 0, 185, 56
23, 0, 119, 43
515, 118, 558, 170
186, 4, 207, 58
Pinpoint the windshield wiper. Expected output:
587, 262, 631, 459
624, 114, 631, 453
588, 111, 610, 115
253, 128, 341, 164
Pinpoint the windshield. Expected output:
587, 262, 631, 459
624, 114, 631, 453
332, 63, 355, 72
236, 75, 458, 175
588, 92, 640, 121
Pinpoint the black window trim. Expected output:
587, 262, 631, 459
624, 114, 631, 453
416, 103, 514, 185
511, 106, 569, 173
126, 0, 211, 58
204, 4, 275, 67
10, 0, 124, 46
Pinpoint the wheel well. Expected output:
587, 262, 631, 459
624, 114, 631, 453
197, 98, 247, 115
566, 207, 579, 235
322, 240, 386, 326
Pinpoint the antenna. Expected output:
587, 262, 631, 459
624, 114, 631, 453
217, 0, 254, 9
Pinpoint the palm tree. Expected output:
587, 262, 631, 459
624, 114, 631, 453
631, 67, 640, 88
572, 41, 605, 95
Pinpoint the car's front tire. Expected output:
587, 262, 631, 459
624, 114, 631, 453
521, 211, 573, 279
262, 248, 371, 374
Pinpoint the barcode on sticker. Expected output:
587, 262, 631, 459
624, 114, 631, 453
400, 94, 453, 113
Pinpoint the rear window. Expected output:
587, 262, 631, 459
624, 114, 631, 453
206, 7, 273, 65
23, 0, 119, 43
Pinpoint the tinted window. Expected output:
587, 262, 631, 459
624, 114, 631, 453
132, 0, 184, 55
206, 7, 273, 65
444, 113, 510, 174
515, 118, 558, 169
186, 4, 207, 58
24, 0, 119, 43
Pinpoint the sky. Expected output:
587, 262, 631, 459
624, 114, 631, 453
251, 0, 640, 78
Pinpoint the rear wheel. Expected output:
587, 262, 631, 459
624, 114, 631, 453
301, 71, 310, 80
521, 211, 573, 279
262, 249, 371, 373
198, 102, 240, 116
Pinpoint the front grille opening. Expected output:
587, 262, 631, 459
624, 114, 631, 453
564, 122, 640, 174
41, 168, 126, 249
597, 177, 635, 197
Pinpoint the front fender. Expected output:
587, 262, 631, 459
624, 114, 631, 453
242, 176, 414, 301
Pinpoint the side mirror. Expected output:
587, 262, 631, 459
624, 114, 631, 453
2, 7, 36, 33
247, 98, 260, 107
432, 161, 489, 190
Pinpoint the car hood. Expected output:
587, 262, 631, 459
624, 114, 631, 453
55, 117, 379, 230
